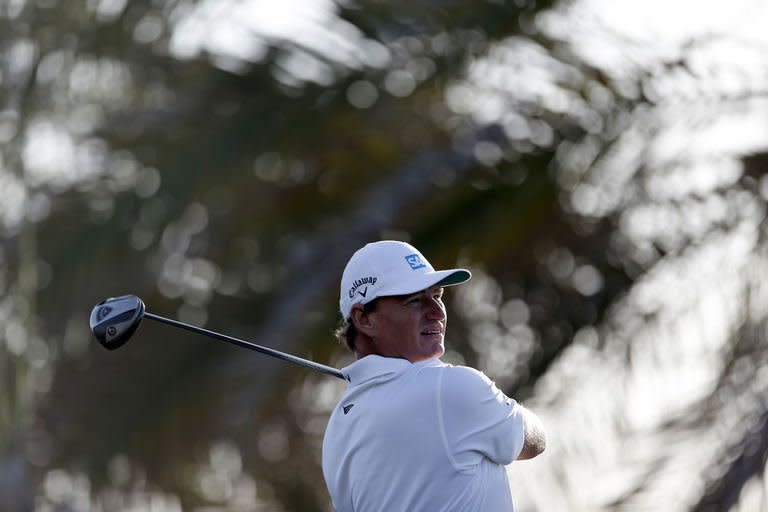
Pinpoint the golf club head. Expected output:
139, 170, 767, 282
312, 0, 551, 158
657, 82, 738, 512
90, 295, 145, 350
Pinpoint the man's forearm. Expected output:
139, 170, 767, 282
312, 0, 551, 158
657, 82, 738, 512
517, 406, 546, 460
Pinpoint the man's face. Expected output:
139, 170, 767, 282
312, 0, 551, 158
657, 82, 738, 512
368, 286, 447, 363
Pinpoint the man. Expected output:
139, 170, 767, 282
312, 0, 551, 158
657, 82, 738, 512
322, 240, 546, 512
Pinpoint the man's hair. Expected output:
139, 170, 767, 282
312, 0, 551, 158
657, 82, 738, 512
335, 300, 378, 351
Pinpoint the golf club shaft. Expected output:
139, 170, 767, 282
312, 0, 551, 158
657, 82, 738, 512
143, 311, 346, 380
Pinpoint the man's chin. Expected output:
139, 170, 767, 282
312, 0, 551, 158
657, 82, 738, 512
426, 343, 445, 359
408, 344, 444, 363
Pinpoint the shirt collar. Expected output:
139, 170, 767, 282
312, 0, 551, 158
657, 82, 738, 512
342, 355, 443, 384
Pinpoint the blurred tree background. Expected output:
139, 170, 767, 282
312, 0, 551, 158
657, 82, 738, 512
2, 0, 768, 510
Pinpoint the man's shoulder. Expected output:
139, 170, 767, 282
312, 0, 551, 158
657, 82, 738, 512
419, 363, 497, 396
436, 363, 492, 382
437, 365, 517, 429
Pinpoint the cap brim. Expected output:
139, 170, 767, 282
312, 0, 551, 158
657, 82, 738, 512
436, 269, 471, 287
377, 268, 471, 298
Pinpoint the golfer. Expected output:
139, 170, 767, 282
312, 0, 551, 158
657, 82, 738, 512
322, 241, 546, 511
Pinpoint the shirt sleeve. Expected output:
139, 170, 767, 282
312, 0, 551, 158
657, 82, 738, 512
438, 365, 525, 468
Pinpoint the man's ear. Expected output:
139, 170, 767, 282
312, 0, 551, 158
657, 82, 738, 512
350, 304, 375, 337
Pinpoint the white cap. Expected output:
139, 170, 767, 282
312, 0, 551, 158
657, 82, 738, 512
339, 240, 471, 319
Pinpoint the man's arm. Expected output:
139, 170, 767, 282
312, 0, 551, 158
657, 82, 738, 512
516, 406, 546, 460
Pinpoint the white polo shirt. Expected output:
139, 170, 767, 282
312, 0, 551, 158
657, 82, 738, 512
322, 355, 525, 512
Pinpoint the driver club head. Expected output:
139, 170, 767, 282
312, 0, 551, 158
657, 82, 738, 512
90, 295, 146, 350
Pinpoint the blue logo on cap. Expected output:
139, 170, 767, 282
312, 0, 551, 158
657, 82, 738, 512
405, 254, 426, 270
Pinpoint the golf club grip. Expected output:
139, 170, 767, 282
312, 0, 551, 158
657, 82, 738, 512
143, 312, 346, 380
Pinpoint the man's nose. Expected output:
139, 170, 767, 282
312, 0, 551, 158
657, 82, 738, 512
426, 298, 446, 320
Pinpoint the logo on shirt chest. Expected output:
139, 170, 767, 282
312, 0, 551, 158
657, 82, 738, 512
343, 403, 355, 415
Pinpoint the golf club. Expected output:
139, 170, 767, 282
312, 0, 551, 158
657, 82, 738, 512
89, 294, 345, 380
